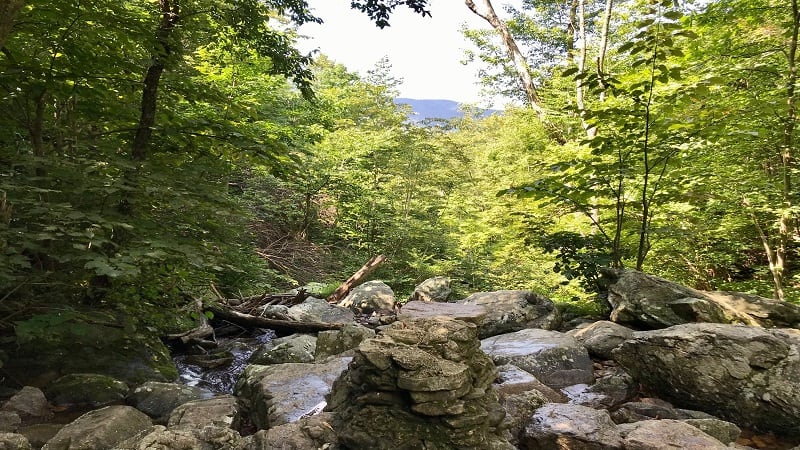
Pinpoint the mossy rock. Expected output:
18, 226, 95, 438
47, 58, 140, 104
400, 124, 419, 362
46, 373, 129, 407
6, 310, 177, 386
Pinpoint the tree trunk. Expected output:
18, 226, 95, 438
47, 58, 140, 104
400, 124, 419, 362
771, 0, 799, 301
326, 254, 387, 304
132, 0, 180, 161
0, 0, 24, 50
465, 0, 545, 116
205, 303, 344, 334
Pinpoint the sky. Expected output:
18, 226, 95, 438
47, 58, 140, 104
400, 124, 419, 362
297, 0, 509, 108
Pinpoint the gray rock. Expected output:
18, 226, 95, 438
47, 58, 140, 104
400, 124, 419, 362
235, 357, 351, 430
481, 328, 594, 388
245, 412, 338, 449
500, 389, 551, 446
619, 419, 729, 449
575, 369, 637, 409
1, 386, 50, 421
408, 276, 452, 302
398, 300, 487, 324
568, 320, 634, 359
249, 333, 317, 365
613, 324, 800, 436
167, 395, 238, 430
46, 373, 128, 408
120, 425, 245, 449
338, 280, 396, 313
42, 405, 152, 450
0, 433, 31, 450
456, 290, 561, 338
326, 317, 514, 450
129, 381, 214, 419
315, 324, 375, 359
287, 297, 354, 324
602, 269, 800, 329
0, 412, 20, 433
611, 400, 715, 424
494, 364, 566, 403
17, 424, 62, 449
520, 403, 624, 450
682, 418, 741, 444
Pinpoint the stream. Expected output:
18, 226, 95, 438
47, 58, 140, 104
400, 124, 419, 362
171, 328, 276, 393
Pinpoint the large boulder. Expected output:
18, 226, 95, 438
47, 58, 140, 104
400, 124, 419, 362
45, 373, 128, 408
325, 317, 514, 450
287, 297, 354, 324
397, 301, 487, 325
235, 357, 351, 430
602, 269, 800, 329
129, 381, 214, 420
0, 433, 31, 450
618, 419, 730, 450
249, 333, 317, 365
455, 290, 560, 338
245, 412, 338, 450
114, 424, 245, 450
41, 405, 152, 450
338, 280, 396, 314
519, 403, 624, 450
568, 320, 634, 359
612, 323, 800, 436
480, 328, 594, 388
1, 386, 50, 421
5, 311, 177, 385
167, 395, 239, 430
408, 276, 452, 302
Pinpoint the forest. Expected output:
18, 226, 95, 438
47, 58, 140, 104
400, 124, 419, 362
0, 0, 798, 343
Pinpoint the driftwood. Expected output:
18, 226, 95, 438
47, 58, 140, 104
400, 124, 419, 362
166, 297, 217, 348
205, 303, 344, 334
326, 254, 387, 304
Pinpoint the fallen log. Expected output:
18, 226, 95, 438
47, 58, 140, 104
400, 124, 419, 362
326, 254, 387, 304
205, 303, 344, 334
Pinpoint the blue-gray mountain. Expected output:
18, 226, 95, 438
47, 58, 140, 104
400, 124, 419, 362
394, 98, 500, 122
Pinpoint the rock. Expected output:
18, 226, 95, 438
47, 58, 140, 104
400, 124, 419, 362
287, 297, 354, 324
408, 276, 452, 302
602, 269, 800, 329
0, 412, 20, 433
315, 324, 375, 360
519, 403, 624, 450
611, 401, 714, 424
494, 364, 566, 403
619, 419, 730, 449
1, 386, 50, 421
129, 381, 214, 420
235, 357, 351, 430
41, 405, 152, 450
456, 290, 561, 338
167, 395, 238, 430
120, 425, 245, 449
612, 323, 800, 436
338, 280, 396, 314
573, 369, 637, 409
682, 418, 741, 444
245, 412, 338, 449
17, 424, 62, 449
397, 300, 487, 324
326, 317, 514, 450
45, 373, 128, 408
249, 333, 317, 365
481, 328, 594, 388
568, 320, 634, 359
4, 311, 177, 385
0, 433, 31, 450
499, 389, 552, 446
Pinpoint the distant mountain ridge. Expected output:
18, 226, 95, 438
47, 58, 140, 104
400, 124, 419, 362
394, 98, 500, 122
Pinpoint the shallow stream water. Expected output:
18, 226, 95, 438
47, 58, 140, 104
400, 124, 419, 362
172, 329, 276, 393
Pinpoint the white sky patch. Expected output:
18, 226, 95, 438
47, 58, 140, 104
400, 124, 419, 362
298, 0, 516, 108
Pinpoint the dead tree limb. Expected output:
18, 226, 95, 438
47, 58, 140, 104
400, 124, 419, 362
205, 303, 344, 334
326, 254, 387, 304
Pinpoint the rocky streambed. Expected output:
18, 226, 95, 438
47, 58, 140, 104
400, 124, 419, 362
1, 271, 800, 449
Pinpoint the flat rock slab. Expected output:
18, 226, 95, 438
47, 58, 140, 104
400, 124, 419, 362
398, 301, 487, 324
